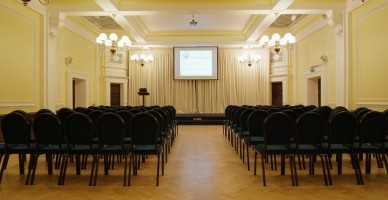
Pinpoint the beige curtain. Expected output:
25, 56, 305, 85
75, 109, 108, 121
127, 48, 269, 114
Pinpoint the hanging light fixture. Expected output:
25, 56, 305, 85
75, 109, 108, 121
130, 47, 154, 67
258, 33, 296, 54
189, 13, 198, 27
238, 47, 261, 67
21, 0, 53, 6
96, 33, 131, 54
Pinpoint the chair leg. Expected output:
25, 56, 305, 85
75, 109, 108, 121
162, 151, 165, 176
246, 144, 250, 171
382, 153, 388, 174
289, 154, 298, 186
90, 154, 99, 186
18, 154, 25, 175
324, 155, 332, 185
59, 155, 69, 185
75, 155, 81, 175
156, 154, 160, 186
25, 154, 37, 185
123, 155, 128, 186
280, 154, 285, 175
261, 154, 266, 186
0, 155, 9, 184
320, 154, 328, 186
128, 154, 132, 186
254, 151, 257, 176
46, 154, 53, 175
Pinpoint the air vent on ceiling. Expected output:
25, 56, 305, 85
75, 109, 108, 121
84, 16, 123, 30
270, 14, 305, 29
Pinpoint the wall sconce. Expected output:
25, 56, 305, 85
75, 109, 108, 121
320, 55, 328, 63
65, 56, 73, 65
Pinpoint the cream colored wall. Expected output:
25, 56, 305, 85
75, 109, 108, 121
56, 27, 98, 110
294, 26, 336, 106
349, 0, 388, 111
0, 0, 42, 114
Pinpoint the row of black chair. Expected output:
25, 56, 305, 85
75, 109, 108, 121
0, 105, 178, 186
224, 105, 388, 186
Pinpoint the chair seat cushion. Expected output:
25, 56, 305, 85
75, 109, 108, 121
256, 144, 288, 154
243, 136, 264, 145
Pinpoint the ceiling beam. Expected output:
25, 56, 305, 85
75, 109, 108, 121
94, 0, 145, 43
246, 0, 294, 42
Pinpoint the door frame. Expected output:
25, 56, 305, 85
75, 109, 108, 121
67, 72, 88, 108
270, 76, 288, 105
303, 64, 327, 106
104, 77, 128, 106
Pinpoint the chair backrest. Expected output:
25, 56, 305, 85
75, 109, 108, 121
12, 110, 32, 125
233, 107, 246, 127
295, 112, 325, 145
359, 111, 388, 144
64, 112, 93, 146
154, 109, 169, 130
87, 110, 105, 124
240, 108, 255, 131
147, 110, 165, 133
327, 111, 357, 145
117, 110, 134, 137
58, 110, 75, 123
1, 112, 31, 147
128, 109, 142, 116
129, 112, 160, 146
247, 109, 269, 137
56, 107, 72, 117
96, 113, 125, 146
354, 108, 371, 122
263, 112, 293, 145
33, 113, 62, 147
35, 108, 55, 117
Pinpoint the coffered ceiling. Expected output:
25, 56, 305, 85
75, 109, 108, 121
32, 0, 350, 47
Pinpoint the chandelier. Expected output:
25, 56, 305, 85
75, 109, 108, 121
258, 33, 296, 54
21, 0, 53, 6
96, 33, 131, 54
130, 48, 154, 67
238, 48, 261, 67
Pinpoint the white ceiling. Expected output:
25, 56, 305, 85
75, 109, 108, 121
36, 0, 351, 47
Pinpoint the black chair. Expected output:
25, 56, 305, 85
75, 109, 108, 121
231, 107, 247, 152
290, 112, 330, 186
0, 112, 33, 184
129, 112, 164, 186
237, 108, 255, 162
117, 110, 134, 144
254, 112, 296, 186
26, 113, 64, 185
325, 111, 363, 185
90, 113, 131, 186
148, 110, 169, 162
223, 105, 234, 138
244, 109, 269, 172
61, 112, 97, 185
357, 111, 388, 175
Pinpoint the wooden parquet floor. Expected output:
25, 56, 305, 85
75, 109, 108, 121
1, 125, 388, 200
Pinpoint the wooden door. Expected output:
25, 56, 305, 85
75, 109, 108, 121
271, 82, 283, 106
110, 83, 121, 106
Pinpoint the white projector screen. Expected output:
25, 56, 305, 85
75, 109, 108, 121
173, 46, 218, 80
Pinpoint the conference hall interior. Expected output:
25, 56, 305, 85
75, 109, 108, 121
0, 0, 387, 199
